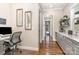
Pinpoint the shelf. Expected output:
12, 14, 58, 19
75, 11, 79, 14
74, 14, 79, 18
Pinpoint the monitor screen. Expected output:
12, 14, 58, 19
0, 27, 12, 35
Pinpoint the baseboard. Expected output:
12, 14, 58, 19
53, 40, 56, 41
17, 46, 38, 51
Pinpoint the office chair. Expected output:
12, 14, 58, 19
4, 31, 22, 55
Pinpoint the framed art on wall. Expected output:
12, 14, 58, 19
16, 9, 23, 27
0, 18, 6, 24
25, 11, 32, 30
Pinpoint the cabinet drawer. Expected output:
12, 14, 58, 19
73, 45, 79, 55
0, 41, 4, 45
0, 50, 5, 55
0, 47, 4, 51
65, 46, 75, 55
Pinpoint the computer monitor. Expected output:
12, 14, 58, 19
0, 27, 12, 35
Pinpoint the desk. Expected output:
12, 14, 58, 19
0, 35, 11, 55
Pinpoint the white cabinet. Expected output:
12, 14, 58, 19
71, 4, 79, 32
55, 32, 79, 55
0, 40, 5, 55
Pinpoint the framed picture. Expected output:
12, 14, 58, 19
16, 9, 23, 27
0, 18, 6, 24
25, 11, 32, 30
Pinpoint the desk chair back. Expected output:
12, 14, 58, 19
10, 31, 22, 45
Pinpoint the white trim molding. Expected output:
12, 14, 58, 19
17, 46, 39, 51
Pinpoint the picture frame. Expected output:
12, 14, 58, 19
16, 9, 23, 27
25, 11, 32, 30
0, 18, 6, 24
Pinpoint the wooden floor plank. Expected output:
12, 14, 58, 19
16, 41, 64, 55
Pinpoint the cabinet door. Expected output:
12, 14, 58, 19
56, 33, 65, 51
63, 37, 74, 55
59, 35, 65, 50
56, 33, 60, 44
0, 41, 5, 55
75, 47, 79, 55
72, 42, 79, 55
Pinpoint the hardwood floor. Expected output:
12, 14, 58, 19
16, 40, 64, 55
16, 49, 38, 55
39, 40, 64, 55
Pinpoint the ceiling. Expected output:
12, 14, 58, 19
39, 3, 70, 10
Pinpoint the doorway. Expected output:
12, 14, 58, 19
43, 15, 53, 42
45, 21, 50, 43
39, 15, 53, 48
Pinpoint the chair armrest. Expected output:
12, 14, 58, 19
4, 40, 13, 46
4, 39, 10, 42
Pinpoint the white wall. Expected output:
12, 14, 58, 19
0, 4, 11, 27
63, 6, 71, 16
63, 5, 71, 32
10, 3, 39, 51
63, 4, 74, 32
39, 10, 43, 43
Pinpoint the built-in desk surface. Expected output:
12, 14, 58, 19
0, 35, 11, 41
0, 34, 11, 55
